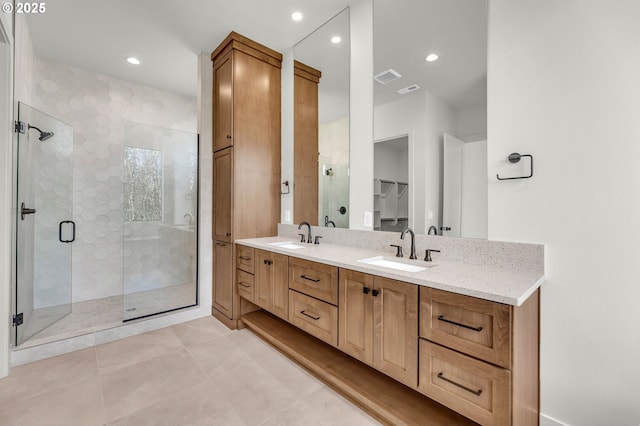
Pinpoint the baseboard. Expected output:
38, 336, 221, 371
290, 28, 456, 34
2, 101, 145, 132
541, 413, 571, 426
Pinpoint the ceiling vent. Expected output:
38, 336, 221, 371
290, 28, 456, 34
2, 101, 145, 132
374, 69, 401, 84
397, 84, 420, 95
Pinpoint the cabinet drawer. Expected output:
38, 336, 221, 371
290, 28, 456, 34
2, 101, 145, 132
288, 290, 338, 346
419, 340, 511, 426
236, 269, 254, 302
421, 288, 511, 368
288, 258, 338, 305
236, 245, 255, 274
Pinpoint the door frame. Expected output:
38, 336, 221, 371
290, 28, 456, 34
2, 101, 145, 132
0, 13, 14, 377
373, 131, 414, 231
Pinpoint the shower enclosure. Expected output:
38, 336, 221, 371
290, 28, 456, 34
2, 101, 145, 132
14, 103, 199, 346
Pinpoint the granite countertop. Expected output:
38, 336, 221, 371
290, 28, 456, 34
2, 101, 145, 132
236, 236, 544, 306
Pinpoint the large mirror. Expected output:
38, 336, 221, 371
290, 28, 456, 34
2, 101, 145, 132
373, 0, 488, 238
294, 8, 350, 228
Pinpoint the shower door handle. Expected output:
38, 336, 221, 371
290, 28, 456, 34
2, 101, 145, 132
20, 202, 36, 220
59, 220, 76, 243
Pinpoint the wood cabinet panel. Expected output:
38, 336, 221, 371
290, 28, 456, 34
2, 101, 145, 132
254, 249, 288, 320
254, 250, 270, 310
212, 241, 233, 319
213, 148, 233, 243
421, 288, 511, 368
288, 290, 338, 346
270, 252, 289, 321
210, 33, 282, 326
338, 269, 374, 364
236, 245, 255, 274
236, 269, 254, 302
293, 61, 320, 226
373, 276, 418, 388
289, 257, 338, 305
419, 340, 511, 426
213, 52, 233, 152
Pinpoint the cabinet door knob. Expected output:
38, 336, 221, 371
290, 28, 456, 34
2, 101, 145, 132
363, 287, 370, 294
372, 289, 379, 297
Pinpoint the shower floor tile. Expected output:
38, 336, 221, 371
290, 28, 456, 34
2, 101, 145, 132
21, 283, 196, 347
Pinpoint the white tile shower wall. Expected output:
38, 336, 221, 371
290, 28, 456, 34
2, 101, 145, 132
319, 116, 349, 228
278, 224, 544, 274
33, 57, 197, 303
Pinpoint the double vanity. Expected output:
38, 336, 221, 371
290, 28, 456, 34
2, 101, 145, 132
233, 226, 543, 426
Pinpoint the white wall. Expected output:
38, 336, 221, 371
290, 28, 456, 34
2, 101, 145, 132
461, 140, 487, 238
0, 8, 14, 379
348, 0, 374, 230
373, 140, 408, 183
456, 103, 487, 142
375, 91, 457, 234
488, 1, 640, 424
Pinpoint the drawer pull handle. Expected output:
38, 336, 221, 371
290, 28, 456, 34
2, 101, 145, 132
239, 256, 251, 261
300, 275, 321, 283
437, 372, 483, 396
216, 242, 227, 246
238, 282, 251, 288
300, 310, 320, 320
437, 315, 483, 332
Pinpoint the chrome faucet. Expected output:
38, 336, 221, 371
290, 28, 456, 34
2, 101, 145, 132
183, 213, 193, 225
400, 228, 417, 259
427, 225, 438, 235
298, 221, 312, 244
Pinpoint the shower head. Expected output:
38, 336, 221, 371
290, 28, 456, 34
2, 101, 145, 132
27, 124, 55, 141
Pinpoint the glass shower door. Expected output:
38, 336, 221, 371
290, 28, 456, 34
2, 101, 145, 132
15, 102, 74, 345
122, 122, 198, 321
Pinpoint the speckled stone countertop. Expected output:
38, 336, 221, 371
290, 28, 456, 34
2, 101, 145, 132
236, 236, 544, 306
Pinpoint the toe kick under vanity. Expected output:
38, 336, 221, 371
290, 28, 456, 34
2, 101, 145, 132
234, 230, 544, 426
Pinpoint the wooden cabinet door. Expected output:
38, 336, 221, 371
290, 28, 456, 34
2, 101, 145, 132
293, 66, 319, 226
254, 249, 270, 310
373, 277, 418, 388
213, 148, 233, 242
212, 241, 233, 319
269, 253, 289, 321
213, 52, 233, 152
338, 269, 374, 364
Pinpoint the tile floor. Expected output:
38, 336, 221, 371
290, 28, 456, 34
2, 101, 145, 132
1, 316, 380, 426
22, 283, 196, 347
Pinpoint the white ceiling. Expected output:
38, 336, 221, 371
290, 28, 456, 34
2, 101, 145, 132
25, 0, 487, 111
294, 8, 350, 123
374, 0, 487, 109
26, 0, 350, 97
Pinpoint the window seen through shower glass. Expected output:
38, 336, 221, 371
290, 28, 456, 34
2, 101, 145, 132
124, 147, 163, 222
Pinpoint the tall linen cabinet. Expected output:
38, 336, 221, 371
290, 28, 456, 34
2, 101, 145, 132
211, 32, 282, 327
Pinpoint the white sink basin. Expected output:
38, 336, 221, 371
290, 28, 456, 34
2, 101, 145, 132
357, 256, 431, 272
269, 241, 306, 250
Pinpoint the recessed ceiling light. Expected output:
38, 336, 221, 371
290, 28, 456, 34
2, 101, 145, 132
425, 53, 439, 62
291, 11, 303, 21
331, 36, 341, 44
126, 57, 141, 65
